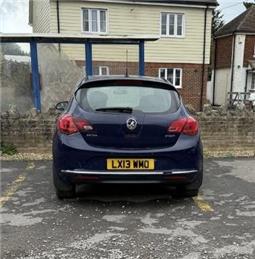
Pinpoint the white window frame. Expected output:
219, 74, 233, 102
160, 12, 185, 38
81, 8, 108, 34
158, 68, 182, 88
99, 66, 109, 76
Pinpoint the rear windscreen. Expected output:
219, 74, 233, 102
76, 85, 180, 114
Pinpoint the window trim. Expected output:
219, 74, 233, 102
81, 8, 108, 34
158, 68, 183, 88
160, 12, 185, 38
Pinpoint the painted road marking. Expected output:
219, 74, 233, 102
0, 162, 33, 207
0, 174, 26, 208
193, 194, 214, 212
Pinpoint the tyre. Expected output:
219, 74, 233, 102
53, 168, 76, 199
55, 189, 76, 200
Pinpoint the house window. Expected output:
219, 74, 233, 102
159, 68, 182, 88
82, 8, 107, 33
99, 66, 109, 76
161, 13, 184, 37
94, 66, 110, 76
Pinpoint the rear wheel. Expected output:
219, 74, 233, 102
53, 168, 76, 199
173, 166, 203, 198
178, 150, 203, 198
55, 189, 76, 200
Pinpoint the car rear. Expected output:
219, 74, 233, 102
52, 77, 203, 199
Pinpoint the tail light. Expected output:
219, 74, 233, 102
57, 114, 93, 135
168, 116, 198, 136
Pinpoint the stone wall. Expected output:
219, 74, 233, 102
1, 108, 255, 154
197, 110, 255, 152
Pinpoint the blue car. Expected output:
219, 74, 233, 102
53, 76, 203, 199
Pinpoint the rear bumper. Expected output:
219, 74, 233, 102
53, 132, 203, 185
62, 169, 197, 175
60, 169, 199, 184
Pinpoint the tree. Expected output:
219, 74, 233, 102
243, 1, 255, 9
212, 8, 224, 35
0, 43, 28, 56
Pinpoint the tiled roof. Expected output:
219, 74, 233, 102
215, 5, 255, 37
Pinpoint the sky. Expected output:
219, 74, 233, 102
0, 0, 250, 37
218, 0, 247, 21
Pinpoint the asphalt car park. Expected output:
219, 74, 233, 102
1, 158, 255, 259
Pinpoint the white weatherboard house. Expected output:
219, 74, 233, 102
29, 0, 217, 110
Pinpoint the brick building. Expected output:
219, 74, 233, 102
212, 5, 255, 105
29, 0, 218, 111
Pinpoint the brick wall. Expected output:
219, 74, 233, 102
244, 35, 255, 67
215, 35, 233, 69
145, 62, 208, 111
76, 60, 207, 111
1, 110, 254, 153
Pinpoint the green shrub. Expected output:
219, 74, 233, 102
0, 142, 18, 155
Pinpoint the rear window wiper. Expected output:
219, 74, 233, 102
95, 107, 133, 113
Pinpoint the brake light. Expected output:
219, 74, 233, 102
168, 117, 198, 136
57, 114, 93, 135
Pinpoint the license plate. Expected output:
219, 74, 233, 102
107, 159, 155, 170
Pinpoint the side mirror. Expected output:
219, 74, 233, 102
55, 101, 68, 112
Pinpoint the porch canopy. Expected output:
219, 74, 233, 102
0, 33, 158, 112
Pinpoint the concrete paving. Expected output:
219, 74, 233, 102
1, 158, 255, 259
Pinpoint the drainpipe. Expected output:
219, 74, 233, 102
229, 32, 236, 103
245, 70, 248, 93
56, 0, 61, 52
199, 5, 208, 111
212, 37, 217, 105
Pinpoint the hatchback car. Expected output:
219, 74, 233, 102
53, 76, 203, 199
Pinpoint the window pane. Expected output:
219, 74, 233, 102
77, 86, 180, 113
91, 9, 98, 32
159, 68, 165, 79
175, 69, 181, 86
167, 69, 173, 84
83, 9, 89, 31
169, 14, 175, 35
175, 78, 180, 86
100, 10, 106, 32
177, 14, 183, 35
101, 68, 106, 75
161, 13, 167, 35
